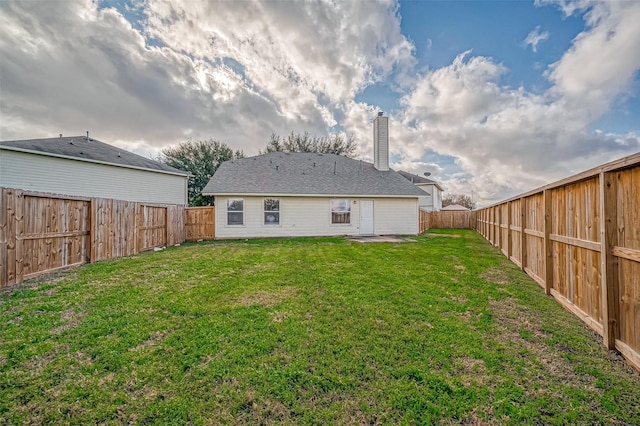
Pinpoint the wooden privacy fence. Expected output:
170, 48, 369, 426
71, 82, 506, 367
419, 209, 430, 233
0, 188, 185, 288
475, 152, 640, 370
185, 206, 215, 241
419, 209, 476, 233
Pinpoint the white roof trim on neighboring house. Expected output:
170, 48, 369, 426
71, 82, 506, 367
416, 182, 445, 192
0, 145, 190, 178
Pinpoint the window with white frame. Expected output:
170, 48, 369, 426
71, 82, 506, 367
227, 198, 244, 225
330, 199, 351, 224
264, 198, 280, 225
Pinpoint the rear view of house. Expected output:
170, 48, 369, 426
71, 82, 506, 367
202, 113, 425, 238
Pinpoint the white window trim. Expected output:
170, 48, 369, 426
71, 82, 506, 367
330, 198, 351, 225
226, 198, 244, 226
263, 198, 281, 226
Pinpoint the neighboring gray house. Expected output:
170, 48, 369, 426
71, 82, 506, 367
202, 113, 426, 238
0, 135, 189, 204
397, 170, 444, 211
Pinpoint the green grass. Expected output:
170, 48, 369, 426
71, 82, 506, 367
1, 230, 639, 424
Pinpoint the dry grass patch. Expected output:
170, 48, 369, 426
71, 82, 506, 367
454, 356, 489, 387
72, 351, 93, 367
4, 315, 22, 326
460, 406, 501, 425
51, 309, 86, 334
270, 311, 290, 323
480, 267, 510, 285
241, 392, 292, 425
489, 297, 600, 398
130, 331, 167, 352
23, 351, 55, 370
489, 298, 549, 341
236, 286, 298, 308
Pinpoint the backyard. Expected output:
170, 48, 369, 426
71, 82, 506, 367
1, 230, 639, 424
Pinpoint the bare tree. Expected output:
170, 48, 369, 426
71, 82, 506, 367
442, 193, 476, 210
262, 132, 357, 158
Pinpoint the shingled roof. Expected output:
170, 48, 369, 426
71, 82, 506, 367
0, 136, 188, 175
202, 152, 426, 197
397, 170, 444, 191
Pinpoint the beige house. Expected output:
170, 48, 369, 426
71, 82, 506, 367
0, 135, 189, 204
202, 114, 425, 238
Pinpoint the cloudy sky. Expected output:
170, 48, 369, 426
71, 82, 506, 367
1, 0, 639, 205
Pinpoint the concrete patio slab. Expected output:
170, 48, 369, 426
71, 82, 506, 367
348, 235, 416, 243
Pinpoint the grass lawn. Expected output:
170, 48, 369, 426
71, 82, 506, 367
1, 230, 639, 424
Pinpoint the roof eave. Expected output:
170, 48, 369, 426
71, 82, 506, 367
202, 191, 421, 198
0, 145, 190, 177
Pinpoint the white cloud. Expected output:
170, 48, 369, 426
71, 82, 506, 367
523, 26, 550, 52
1, 0, 639, 207
399, 8, 640, 204
0, 0, 415, 154
534, 0, 592, 17
142, 0, 415, 121
547, 0, 640, 118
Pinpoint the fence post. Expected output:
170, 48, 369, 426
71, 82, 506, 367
507, 201, 512, 260
164, 207, 169, 248
600, 171, 618, 349
135, 203, 142, 253
90, 198, 97, 262
497, 205, 502, 249
493, 207, 498, 248
15, 190, 24, 284
543, 189, 553, 295
494, 207, 497, 245
483, 210, 486, 236
520, 197, 527, 271
0, 189, 7, 287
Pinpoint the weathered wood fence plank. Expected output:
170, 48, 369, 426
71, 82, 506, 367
185, 206, 215, 241
0, 188, 8, 287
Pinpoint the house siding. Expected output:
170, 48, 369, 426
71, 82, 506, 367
417, 183, 442, 211
433, 185, 442, 210
372, 198, 418, 235
214, 196, 418, 239
0, 150, 187, 204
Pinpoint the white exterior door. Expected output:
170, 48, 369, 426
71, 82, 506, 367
360, 200, 374, 235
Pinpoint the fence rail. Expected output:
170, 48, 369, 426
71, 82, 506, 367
475, 151, 640, 371
1, 188, 185, 288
